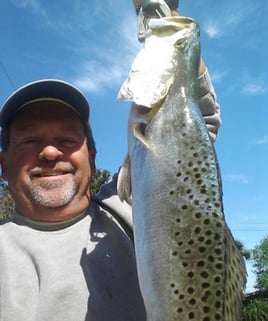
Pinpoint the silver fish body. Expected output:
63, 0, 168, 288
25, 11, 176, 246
118, 16, 246, 321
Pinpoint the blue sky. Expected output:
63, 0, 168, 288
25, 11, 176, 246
1, 0, 267, 292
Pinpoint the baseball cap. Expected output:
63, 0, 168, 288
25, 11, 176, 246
0, 79, 90, 128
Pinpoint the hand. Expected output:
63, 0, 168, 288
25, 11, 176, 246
165, 0, 179, 10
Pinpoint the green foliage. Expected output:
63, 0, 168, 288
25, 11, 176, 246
90, 168, 111, 195
235, 239, 251, 260
252, 236, 268, 291
241, 298, 268, 321
242, 237, 268, 320
0, 178, 14, 219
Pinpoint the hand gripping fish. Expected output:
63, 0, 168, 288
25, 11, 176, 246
117, 16, 246, 321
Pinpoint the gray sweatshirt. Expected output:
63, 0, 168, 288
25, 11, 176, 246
0, 200, 146, 321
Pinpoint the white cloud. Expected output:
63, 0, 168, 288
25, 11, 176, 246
223, 174, 248, 184
251, 135, 268, 145
241, 73, 268, 96
73, 61, 126, 93
242, 83, 267, 96
210, 70, 227, 84
10, 0, 46, 16
72, 12, 141, 93
202, 1, 257, 39
204, 22, 222, 39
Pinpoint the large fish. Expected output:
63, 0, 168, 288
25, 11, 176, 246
118, 16, 246, 321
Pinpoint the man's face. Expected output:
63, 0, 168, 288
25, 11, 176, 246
0, 101, 95, 221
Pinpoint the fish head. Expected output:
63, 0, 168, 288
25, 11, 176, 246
117, 16, 201, 202
118, 16, 200, 110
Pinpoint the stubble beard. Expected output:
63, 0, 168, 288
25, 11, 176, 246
29, 176, 78, 208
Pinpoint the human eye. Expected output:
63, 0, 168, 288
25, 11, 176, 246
20, 137, 40, 145
60, 137, 82, 147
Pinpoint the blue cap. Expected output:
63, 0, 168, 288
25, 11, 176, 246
0, 79, 90, 127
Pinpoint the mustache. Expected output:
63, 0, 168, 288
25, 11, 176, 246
29, 161, 75, 177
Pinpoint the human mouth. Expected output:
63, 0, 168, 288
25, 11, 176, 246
30, 166, 75, 179
32, 171, 72, 178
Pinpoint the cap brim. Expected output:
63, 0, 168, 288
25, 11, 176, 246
0, 79, 90, 127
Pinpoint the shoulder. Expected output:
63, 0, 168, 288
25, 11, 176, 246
92, 172, 134, 240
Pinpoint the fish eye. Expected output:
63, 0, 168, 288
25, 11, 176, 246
175, 39, 186, 49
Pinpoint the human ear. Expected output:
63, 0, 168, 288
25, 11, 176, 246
0, 151, 8, 180
89, 148, 96, 176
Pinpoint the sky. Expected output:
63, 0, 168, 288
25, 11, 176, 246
0, 0, 267, 292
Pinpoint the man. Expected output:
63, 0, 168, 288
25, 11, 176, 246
0, 79, 147, 321
0, 2, 221, 321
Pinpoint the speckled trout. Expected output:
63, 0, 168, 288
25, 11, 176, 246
118, 16, 246, 321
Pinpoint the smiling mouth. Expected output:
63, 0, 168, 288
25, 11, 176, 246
31, 170, 74, 179
30, 163, 75, 179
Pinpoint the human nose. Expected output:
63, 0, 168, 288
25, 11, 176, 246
39, 145, 63, 161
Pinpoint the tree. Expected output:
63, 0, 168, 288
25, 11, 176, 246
241, 236, 268, 321
235, 239, 251, 260
252, 236, 268, 291
242, 298, 268, 321
0, 178, 14, 219
91, 168, 111, 195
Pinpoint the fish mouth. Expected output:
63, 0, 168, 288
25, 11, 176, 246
150, 16, 197, 28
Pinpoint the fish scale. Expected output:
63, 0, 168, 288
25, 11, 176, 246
118, 16, 246, 321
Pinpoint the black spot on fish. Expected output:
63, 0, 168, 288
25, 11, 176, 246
208, 256, 215, 263
214, 301, 221, 309
203, 218, 210, 225
197, 260, 205, 268
200, 271, 209, 278
195, 212, 201, 219
203, 306, 210, 313
187, 287, 195, 294
188, 311, 195, 319
214, 275, 221, 283
188, 239, 194, 245
189, 299, 196, 305
177, 307, 183, 313
187, 271, 194, 278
